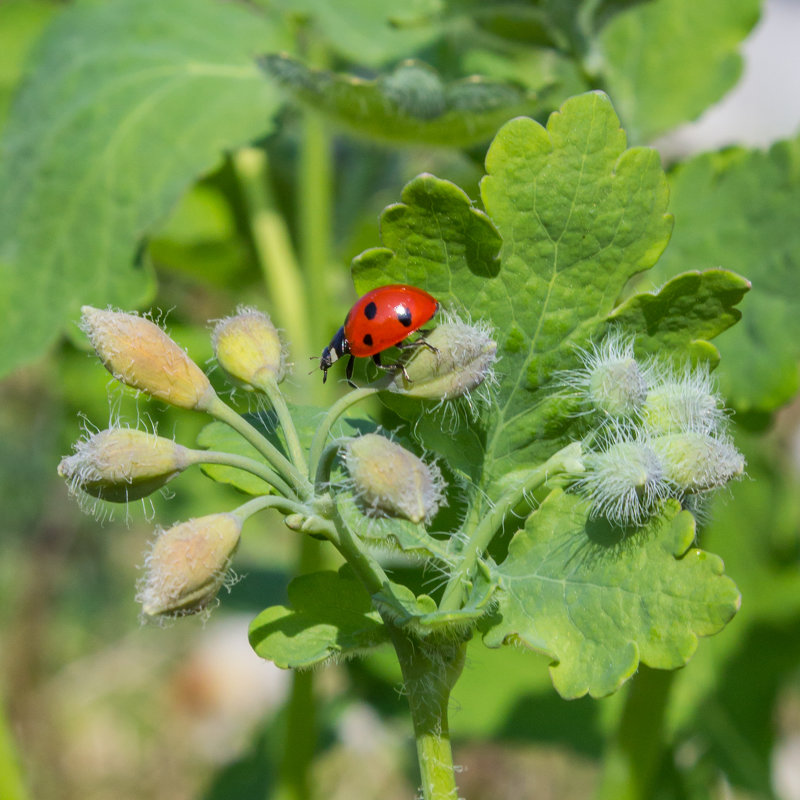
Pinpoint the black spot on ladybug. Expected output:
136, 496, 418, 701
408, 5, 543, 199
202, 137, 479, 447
396, 305, 412, 327
363, 333, 374, 347
364, 301, 377, 320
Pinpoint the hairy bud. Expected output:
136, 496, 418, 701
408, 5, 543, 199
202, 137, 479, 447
579, 438, 668, 526
137, 513, 242, 617
212, 307, 287, 389
344, 434, 445, 524
80, 307, 215, 410
58, 428, 190, 502
390, 315, 497, 401
642, 365, 725, 435
651, 432, 745, 494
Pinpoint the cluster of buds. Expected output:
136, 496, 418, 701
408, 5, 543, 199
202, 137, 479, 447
568, 333, 745, 527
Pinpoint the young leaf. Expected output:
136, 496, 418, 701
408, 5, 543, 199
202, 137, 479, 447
261, 55, 537, 147
609, 269, 751, 365
249, 567, 389, 669
598, 0, 761, 141
650, 139, 800, 413
481, 490, 741, 699
0, 0, 287, 378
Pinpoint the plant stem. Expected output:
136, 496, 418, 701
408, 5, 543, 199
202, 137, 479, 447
389, 628, 465, 800
186, 448, 295, 499
232, 494, 307, 524
439, 443, 581, 611
232, 147, 311, 362
595, 666, 674, 800
257, 376, 307, 473
204, 395, 312, 499
308, 387, 380, 483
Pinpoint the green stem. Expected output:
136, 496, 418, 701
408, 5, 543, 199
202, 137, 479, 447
595, 666, 674, 800
439, 443, 581, 611
256, 376, 307, 474
389, 628, 465, 800
232, 493, 307, 524
186, 448, 295, 499
204, 395, 312, 499
0, 699, 28, 800
232, 147, 311, 362
308, 387, 380, 483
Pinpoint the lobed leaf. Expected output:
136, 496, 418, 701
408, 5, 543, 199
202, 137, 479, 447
262, 54, 536, 147
0, 0, 287, 378
481, 490, 741, 698
249, 566, 388, 669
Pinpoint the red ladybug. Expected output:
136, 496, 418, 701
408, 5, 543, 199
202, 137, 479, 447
320, 284, 439, 385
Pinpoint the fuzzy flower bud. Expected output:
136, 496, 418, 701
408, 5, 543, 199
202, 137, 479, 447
390, 315, 497, 400
137, 513, 242, 617
642, 365, 724, 435
58, 428, 191, 502
560, 333, 647, 420
579, 438, 668, 526
212, 307, 287, 388
80, 307, 215, 410
651, 432, 745, 494
344, 434, 445, 524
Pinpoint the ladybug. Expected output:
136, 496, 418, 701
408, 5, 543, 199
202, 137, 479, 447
320, 284, 439, 386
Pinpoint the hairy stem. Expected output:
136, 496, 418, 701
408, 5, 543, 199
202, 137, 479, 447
185, 448, 295, 499
308, 387, 380, 484
389, 628, 465, 800
439, 443, 582, 611
204, 395, 312, 499
256, 376, 308, 474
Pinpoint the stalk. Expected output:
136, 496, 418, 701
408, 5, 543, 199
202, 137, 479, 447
256, 376, 308, 474
186, 448, 295, 499
595, 666, 674, 800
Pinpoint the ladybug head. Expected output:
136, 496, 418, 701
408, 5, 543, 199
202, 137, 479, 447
319, 326, 349, 383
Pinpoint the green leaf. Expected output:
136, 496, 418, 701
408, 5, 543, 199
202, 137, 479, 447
336, 492, 450, 559
609, 269, 750, 365
262, 55, 537, 147
267, 0, 442, 66
481, 490, 740, 699
355, 92, 674, 497
249, 566, 388, 669
651, 139, 800, 412
196, 421, 275, 496
0, 0, 287, 378
598, 0, 761, 141
374, 562, 497, 636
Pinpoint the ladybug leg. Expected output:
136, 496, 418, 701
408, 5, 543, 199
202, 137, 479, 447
396, 337, 439, 356
345, 355, 357, 389
371, 352, 411, 383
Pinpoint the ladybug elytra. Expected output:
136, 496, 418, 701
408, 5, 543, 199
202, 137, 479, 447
320, 284, 439, 386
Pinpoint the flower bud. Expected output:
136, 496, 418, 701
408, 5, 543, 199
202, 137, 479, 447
579, 438, 667, 526
344, 434, 445, 524
651, 432, 745, 494
561, 333, 647, 420
58, 428, 191, 502
137, 513, 242, 617
212, 307, 287, 389
80, 307, 215, 410
389, 316, 497, 400
642, 366, 724, 435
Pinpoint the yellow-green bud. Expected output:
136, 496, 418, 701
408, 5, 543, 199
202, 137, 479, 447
80, 307, 215, 410
390, 316, 497, 400
344, 434, 445, 524
642, 367, 724, 435
137, 513, 242, 617
58, 428, 191, 502
651, 432, 745, 493
212, 307, 287, 389
588, 357, 647, 418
